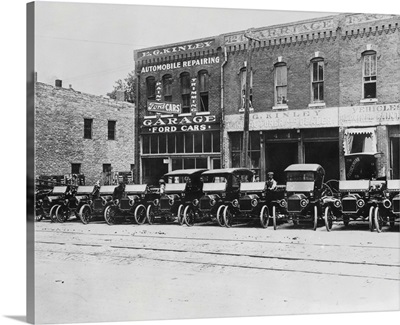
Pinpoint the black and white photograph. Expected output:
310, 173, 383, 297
2, 1, 400, 325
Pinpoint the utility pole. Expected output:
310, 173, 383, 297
241, 29, 261, 169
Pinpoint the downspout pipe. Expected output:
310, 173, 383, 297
220, 46, 228, 167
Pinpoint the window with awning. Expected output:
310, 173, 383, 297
343, 127, 377, 154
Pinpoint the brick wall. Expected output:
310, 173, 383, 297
35, 82, 135, 185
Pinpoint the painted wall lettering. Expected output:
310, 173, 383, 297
140, 57, 220, 74
139, 40, 214, 58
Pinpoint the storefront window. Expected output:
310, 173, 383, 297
230, 132, 261, 176
142, 132, 220, 155
344, 128, 377, 154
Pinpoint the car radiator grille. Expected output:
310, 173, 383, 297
93, 199, 103, 210
342, 198, 357, 213
239, 198, 252, 211
287, 199, 301, 213
120, 199, 131, 210
393, 197, 400, 213
199, 197, 211, 211
160, 197, 170, 210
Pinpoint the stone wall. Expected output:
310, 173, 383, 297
35, 82, 135, 185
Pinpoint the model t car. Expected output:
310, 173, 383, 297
104, 184, 157, 225
184, 168, 253, 227
372, 179, 400, 232
274, 164, 329, 230
35, 188, 54, 221
322, 153, 385, 231
79, 185, 116, 224
222, 179, 286, 228
148, 169, 207, 225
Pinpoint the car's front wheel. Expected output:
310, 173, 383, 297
259, 205, 269, 228
223, 206, 234, 228
183, 205, 195, 227
216, 205, 225, 227
104, 206, 116, 225
134, 204, 146, 225
323, 206, 333, 232
79, 204, 91, 225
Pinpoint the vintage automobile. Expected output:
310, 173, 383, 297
274, 164, 330, 230
35, 188, 53, 221
54, 185, 89, 223
222, 180, 286, 228
104, 184, 153, 225
79, 185, 116, 224
322, 153, 386, 231
184, 168, 253, 227
372, 179, 400, 232
149, 169, 207, 225
38, 185, 75, 222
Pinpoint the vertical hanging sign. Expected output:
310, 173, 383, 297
155, 81, 162, 102
190, 78, 197, 112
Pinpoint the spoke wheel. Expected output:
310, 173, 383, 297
223, 206, 233, 228
49, 205, 59, 223
183, 205, 195, 227
56, 205, 68, 223
104, 206, 116, 225
259, 205, 269, 228
368, 206, 375, 232
374, 207, 384, 233
324, 206, 333, 232
216, 205, 225, 227
177, 204, 185, 225
312, 205, 318, 231
134, 204, 146, 224
146, 205, 155, 225
79, 204, 91, 225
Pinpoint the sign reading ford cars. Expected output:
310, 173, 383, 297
147, 101, 182, 114
141, 114, 219, 134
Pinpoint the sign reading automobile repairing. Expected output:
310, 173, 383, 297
147, 101, 182, 114
140, 57, 220, 73
141, 114, 219, 134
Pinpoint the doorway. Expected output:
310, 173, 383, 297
304, 141, 339, 181
265, 142, 298, 185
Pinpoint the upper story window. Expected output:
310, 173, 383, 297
240, 67, 253, 111
311, 59, 324, 103
162, 74, 172, 102
363, 51, 377, 99
84, 118, 93, 139
274, 63, 288, 107
108, 120, 116, 140
198, 70, 209, 112
180, 72, 191, 113
146, 76, 156, 100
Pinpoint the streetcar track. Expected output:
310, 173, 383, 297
35, 228, 400, 250
36, 240, 400, 268
34, 247, 400, 282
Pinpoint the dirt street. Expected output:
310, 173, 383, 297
34, 219, 400, 324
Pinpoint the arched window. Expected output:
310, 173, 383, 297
180, 72, 191, 113
162, 74, 172, 102
146, 76, 156, 100
198, 70, 209, 111
274, 62, 287, 107
362, 50, 377, 99
311, 58, 324, 103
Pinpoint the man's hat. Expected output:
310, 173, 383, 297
267, 172, 274, 175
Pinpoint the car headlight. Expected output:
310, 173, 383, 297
129, 199, 134, 206
210, 198, 216, 207
383, 199, 391, 209
169, 198, 174, 206
279, 199, 286, 208
153, 199, 159, 206
232, 199, 239, 208
251, 198, 258, 207
114, 199, 119, 205
300, 199, 308, 208
356, 199, 365, 208
192, 199, 199, 206
334, 199, 341, 208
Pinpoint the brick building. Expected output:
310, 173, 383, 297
135, 12, 400, 185
35, 81, 135, 185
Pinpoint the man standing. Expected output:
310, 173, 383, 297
266, 171, 277, 190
